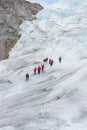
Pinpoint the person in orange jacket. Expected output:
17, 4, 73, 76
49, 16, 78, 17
38, 66, 41, 74
59, 56, 62, 63
34, 67, 37, 75
41, 64, 44, 71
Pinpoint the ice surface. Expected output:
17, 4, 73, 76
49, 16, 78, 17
0, 0, 87, 130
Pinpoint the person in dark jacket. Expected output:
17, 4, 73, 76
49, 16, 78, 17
25, 73, 29, 81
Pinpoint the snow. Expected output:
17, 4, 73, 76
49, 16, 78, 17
0, 0, 87, 130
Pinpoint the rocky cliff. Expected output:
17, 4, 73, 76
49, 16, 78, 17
0, 0, 43, 60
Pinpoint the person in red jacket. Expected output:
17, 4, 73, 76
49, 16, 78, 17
49, 59, 53, 66
50, 59, 53, 66
38, 66, 41, 74
34, 67, 37, 75
41, 64, 44, 71
59, 56, 62, 63
49, 59, 51, 65
45, 57, 48, 61
43, 57, 48, 62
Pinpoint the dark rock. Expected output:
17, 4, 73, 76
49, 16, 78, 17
0, 0, 43, 60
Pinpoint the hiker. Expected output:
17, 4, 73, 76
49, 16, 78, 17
34, 67, 37, 75
43, 59, 46, 62
38, 66, 41, 74
25, 73, 29, 81
59, 56, 62, 63
49, 59, 51, 64
41, 64, 44, 71
50, 59, 53, 66
43, 57, 48, 62
45, 57, 48, 61
49, 59, 53, 66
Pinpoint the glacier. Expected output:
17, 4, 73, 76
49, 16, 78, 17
0, 0, 87, 130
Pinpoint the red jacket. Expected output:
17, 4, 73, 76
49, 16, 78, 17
46, 57, 48, 61
34, 67, 37, 73
42, 64, 44, 70
49, 59, 51, 64
38, 66, 41, 71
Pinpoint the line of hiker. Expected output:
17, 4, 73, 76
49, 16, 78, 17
25, 56, 62, 81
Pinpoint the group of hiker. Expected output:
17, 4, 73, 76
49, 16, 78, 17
43, 57, 54, 66
25, 64, 44, 81
34, 64, 45, 75
25, 56, 62, 81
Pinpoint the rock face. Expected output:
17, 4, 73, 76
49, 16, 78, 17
0, 0, 43, 60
